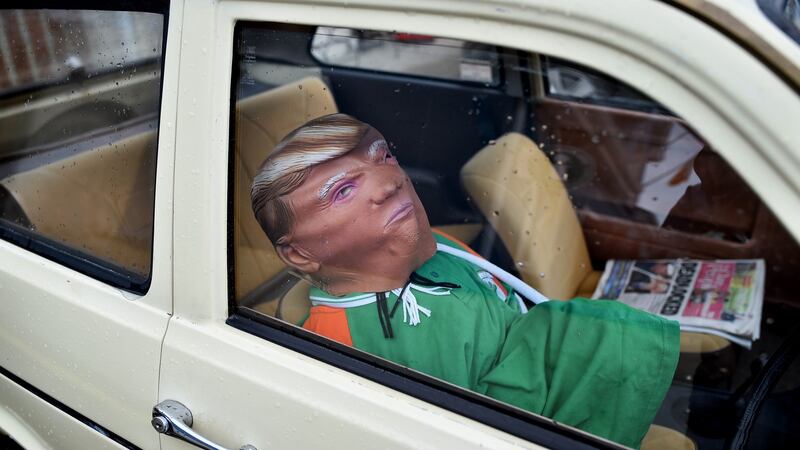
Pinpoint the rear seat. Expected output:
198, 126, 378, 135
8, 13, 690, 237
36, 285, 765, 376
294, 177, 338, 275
0, 130, 157, 275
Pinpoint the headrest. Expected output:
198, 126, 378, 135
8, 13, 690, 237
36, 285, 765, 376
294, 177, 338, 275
460, 132, 592, 299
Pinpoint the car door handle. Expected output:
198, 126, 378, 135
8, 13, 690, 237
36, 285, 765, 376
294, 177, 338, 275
152, 400, 257, 450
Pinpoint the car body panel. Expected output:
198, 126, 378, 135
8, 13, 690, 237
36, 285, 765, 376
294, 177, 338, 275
0, 1, 182, 448
1, 372, 126, 450
0, 240, 169, 449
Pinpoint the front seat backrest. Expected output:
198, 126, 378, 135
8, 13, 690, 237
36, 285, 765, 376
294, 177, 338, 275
234, 77, 337, 300
460, 132, 593, 300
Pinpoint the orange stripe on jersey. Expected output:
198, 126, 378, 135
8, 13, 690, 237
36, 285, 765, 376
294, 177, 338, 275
303, 305, 353, 347
431, 228, 507, 296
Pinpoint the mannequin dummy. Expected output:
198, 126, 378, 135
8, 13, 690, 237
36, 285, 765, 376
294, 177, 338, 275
251, 113, 679, 448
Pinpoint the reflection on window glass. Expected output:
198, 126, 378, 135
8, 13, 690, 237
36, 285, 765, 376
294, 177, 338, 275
311, 27, 500, 85
231, 22, 800, 449
0, 10, 164, 291
544, 56, 669, 114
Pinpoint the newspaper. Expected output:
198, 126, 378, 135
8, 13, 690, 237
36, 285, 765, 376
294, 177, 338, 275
592, 259, 765, 348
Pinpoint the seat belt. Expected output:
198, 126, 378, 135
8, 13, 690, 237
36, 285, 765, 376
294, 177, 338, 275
436, 243, 549, 305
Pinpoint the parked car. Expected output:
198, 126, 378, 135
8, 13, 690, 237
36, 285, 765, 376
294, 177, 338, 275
1, 1, 799, 449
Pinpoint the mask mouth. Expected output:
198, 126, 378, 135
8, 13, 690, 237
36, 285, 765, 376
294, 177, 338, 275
384, 201, 414, 228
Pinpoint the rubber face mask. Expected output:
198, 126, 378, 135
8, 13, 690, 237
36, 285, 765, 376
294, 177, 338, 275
278, 127, 436, 296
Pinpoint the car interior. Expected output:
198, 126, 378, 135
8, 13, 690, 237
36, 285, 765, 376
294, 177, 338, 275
0, 17, 798, 450
227, 22, 800, 449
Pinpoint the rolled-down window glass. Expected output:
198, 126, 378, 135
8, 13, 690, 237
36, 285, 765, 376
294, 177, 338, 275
0, 9, 164, 292
230, 22, 800, 449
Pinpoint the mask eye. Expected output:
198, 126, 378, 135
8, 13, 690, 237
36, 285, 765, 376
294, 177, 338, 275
335, 184, 354, 202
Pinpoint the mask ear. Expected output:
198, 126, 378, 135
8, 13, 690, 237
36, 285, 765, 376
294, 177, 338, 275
276, 243, 320, 274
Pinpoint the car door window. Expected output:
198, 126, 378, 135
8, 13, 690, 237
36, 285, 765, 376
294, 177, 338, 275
0, 9, 164, 292
228, 22, 800, 449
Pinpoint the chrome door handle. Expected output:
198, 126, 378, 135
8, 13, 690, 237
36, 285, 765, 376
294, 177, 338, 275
152, 400, 256, 450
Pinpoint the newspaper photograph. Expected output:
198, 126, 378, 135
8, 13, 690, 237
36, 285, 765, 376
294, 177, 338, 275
592, 259, 765, 348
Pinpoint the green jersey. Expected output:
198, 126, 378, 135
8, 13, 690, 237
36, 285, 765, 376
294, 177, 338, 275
304, 230, 679, 448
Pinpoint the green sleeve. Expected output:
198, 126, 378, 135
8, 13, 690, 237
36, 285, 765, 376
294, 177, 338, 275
479, 298, 679, 448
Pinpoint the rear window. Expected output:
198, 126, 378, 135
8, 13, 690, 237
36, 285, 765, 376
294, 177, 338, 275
0, 8, 165, 292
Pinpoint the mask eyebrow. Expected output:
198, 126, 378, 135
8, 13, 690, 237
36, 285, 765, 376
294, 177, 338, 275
318, 171, 348, 201
367, 139, 387, 160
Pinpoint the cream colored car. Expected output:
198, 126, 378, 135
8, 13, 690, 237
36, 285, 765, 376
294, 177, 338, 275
1, 1, 799, 449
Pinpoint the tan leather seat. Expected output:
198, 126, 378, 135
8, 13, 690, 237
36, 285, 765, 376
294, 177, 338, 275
1, 130, 157, 275
461, 132, 730, 353
641, 425, 697, 450
234, 77, 338, 302
461, 132, 596, 300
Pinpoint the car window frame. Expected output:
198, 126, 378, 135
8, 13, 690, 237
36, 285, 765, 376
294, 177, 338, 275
203, 1, 800, 448
0, 1, 171, 294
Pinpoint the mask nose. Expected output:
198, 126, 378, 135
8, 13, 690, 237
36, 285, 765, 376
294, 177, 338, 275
371, 172, 402, 205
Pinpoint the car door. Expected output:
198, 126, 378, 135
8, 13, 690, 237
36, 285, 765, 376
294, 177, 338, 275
0, 1, 179, 449
160, 3, 574, 450
158, 1, 800, 449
